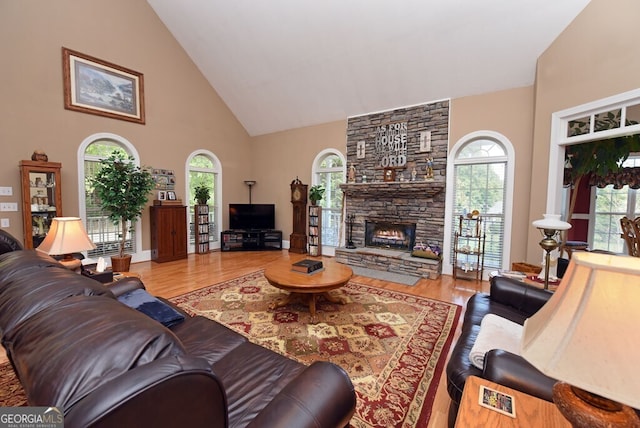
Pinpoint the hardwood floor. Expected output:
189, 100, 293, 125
130, 250, 490, 428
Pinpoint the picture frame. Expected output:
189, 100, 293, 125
478, 385, 516, 418
62, 47, 145, 124
157, 191, 166, 201
167, 191, 177, 201
151, 169, 175, 190
419, 130, 432, 152
383, 167, 396, 182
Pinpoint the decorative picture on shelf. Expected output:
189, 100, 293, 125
62, 47, 145, 124
383, 167, 396, 182
151, 169, 176, 190
157, 191, 166, 201
167, 191, 177, 201
419, 130, 432, 152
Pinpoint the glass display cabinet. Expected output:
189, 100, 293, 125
19, 160, 63, 249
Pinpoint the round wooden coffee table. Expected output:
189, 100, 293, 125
264, 258, 353, 322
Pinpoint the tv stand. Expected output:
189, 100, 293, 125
221, 229, 282, 251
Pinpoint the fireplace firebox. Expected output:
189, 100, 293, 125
365, 221, 416, 251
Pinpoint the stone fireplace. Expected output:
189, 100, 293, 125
336, 182, 445, 279
335, 100, 449, 280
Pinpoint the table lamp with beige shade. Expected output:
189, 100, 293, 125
36, 217, 96, 270
521, 252, 640, 428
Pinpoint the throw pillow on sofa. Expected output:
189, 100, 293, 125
468, 314, 523, 369
118, 288, 185, 327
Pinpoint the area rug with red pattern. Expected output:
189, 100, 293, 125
172, 270, 460, 427
0, 270, 460, 427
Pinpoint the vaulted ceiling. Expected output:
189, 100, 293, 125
147, 0, 591, 136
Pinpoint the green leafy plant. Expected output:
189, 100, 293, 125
564, 112, 640, 227
90, 153, 154, 259
194, 185, 211, 205
309, 185, 325, 205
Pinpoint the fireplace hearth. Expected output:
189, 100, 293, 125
365, 221, 416, 251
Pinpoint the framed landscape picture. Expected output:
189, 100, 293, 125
62, 47, 145, 124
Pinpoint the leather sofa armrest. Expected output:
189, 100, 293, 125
482, 349, 556, 402
0, 230, 22, 254
490, 276, 553, 316
247, 361, 357, 428
108, 277, 146, 297
64, 355, 227, 428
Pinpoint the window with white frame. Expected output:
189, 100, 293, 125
186, 151, 220, 248
451, 138, 510, 271
80, 137, 141, 259
312, 150, 346, 250
591, 155, 640, 253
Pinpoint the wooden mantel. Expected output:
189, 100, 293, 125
340, 181, 445, 198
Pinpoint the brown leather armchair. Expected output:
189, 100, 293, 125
445, 276, 556, 427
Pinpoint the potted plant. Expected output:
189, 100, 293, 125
194, 185, 211, 205
91, 153, 154, 272
309, 185, 325, 205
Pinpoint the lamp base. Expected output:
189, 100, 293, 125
553, 382, 640, 428
60, 254, 81, 271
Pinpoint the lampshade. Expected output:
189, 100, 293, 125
532, 213, 572, 231
37, 217, 96, 256
521, 252, 640, 409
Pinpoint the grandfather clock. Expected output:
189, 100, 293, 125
289, 178, 308, 254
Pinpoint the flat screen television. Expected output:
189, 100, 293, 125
229, 204, 275, 230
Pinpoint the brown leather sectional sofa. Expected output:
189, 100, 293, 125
0, 248, 356, 427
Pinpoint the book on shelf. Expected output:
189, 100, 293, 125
292, 259, 323, 274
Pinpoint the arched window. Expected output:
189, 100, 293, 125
78, 133, 145, 261
443, 131, 515, 276
186, 150, 222, 251
311, 149, 346, 256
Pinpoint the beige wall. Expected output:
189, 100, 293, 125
249, 121, 347, 236
527, 0, 640, 260
0, 0, 250, 250
450, 86, 535, 265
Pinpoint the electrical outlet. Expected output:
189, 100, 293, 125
0, 187, 12, 196
0, 203, 18, 212
0, 219, 9, 228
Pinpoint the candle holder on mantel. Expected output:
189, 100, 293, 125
346, 213, 356, 249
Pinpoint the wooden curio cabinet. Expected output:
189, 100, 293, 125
150, 205, 188, 262
19, 160, 63, 249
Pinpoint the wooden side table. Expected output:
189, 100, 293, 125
455, 376, 570, 427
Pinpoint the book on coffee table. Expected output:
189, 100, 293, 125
292, 259, 323, 274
